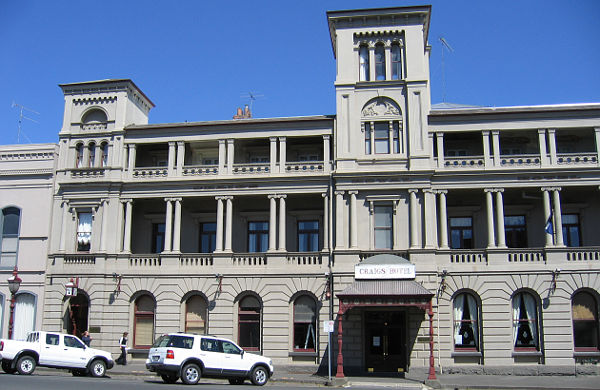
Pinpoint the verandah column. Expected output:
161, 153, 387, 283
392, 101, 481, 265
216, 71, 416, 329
438, 190, 449, 249
122, 199, 133, 253
484, 189, 496, 248
268, 195, 277, 252
215, 196, 224, 252
164, 198, 173, 252
322, 192, 329, 251
542, 188, 553, 247
552, 188, 564, 246
336, 305, 345, 378
278, 195, 287, 251
349, 191, 358, 249
172, 198, 182, 253
409, 189, 419, 249
495, 189, 506, 248
224, 196, 233, 252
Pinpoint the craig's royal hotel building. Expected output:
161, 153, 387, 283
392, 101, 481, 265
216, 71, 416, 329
1, 5, 599, 377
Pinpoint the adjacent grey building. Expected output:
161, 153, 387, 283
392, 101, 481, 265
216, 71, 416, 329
2, 5, 599, 377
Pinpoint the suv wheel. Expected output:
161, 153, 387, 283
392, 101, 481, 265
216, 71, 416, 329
16, 355, 36, 375
250, 366, 269, 386
181, 363, 201, 385
89, 359, 106, 377
161, 373, 179, 384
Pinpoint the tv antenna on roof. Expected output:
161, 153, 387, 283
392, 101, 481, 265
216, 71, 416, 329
439, 37, 454, 103
240, 91, 264, 115
12, 101, 39, 143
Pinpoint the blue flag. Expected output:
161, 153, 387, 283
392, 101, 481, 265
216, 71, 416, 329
545, 211, 553, 235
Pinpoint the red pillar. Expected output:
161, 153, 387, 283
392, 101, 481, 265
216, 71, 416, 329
335, 305, 345, 378
428, 300, 437, 380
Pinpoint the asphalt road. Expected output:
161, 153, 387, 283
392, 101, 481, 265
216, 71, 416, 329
0, 373, 320, 390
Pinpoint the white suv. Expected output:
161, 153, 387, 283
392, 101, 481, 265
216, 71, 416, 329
146, 333, 274, 386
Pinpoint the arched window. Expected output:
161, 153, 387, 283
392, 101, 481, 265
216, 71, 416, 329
359, 45, 370, 81
512, 291, 540, 350
375, 43, 386, 80
453, 292, 480, 351
13, 292, 36, 340
101, 142, 109, 167
391, 42, 402, 80
134, 295, 155, 348
293, 295, 317, 352
88, 142, 96, 167
75, 143, 84, 168
1, 207, 20, 269
81, 109, 107, 131
572, 291, 599, 351
185, 295, 208, 334
238, 295, 261, 351
361, 97, 403, 156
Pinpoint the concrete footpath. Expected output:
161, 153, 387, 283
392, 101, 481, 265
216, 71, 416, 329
39, 359, 600, 389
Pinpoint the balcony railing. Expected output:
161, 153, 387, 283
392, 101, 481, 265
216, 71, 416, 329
182, 165, 218, 176
71, 168, 105, 178
556, 153, 598, 166
285, 161, 325, 173
232, 163, 270, 174
450, 250, 487, 264
443, 156, 485, 169
500, 154, 541, 167
566, 248, 600, 261
287, 252, 322, 266
132, 167, 168, 178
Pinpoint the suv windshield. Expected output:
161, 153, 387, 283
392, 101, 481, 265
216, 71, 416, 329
152, 335, 194, 349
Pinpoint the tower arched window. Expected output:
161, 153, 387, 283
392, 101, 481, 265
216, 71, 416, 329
375, 43, 386, 80
361, 97, 403, 156
101, 142, 109, 167
88, 142, 96, 167
134, 294, 155, 348
359, 45, 370, 81
75, 143, 84, 168
572, 290, 599, 351
1, 207, 20, 269
238, 295, 261, 351
81, 109, 107, 131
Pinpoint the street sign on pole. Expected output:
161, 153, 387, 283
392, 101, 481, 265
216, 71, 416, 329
323, 320, 335, 382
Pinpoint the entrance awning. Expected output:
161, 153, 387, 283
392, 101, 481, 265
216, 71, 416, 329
337, 279, 433, 298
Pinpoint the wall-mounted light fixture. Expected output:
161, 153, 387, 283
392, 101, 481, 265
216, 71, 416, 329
551, 268, 561, 293
215, 273, 223, 294
437, 269, 448, 297
112, 273, 122, 296
324, 272, 332, 300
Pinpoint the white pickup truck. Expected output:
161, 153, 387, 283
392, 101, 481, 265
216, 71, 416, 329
0, 331, 114, 377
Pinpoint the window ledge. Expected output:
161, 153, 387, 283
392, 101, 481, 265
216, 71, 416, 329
574, 351, 600, 357
451, 351, 482, 358
289, 351, 318, 357
512, 350, 542, 357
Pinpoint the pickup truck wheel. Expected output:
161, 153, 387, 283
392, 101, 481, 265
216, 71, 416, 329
2, 361, 16, 374
228, 378, 245, 385
250, 366, 268, 386
16, 355, 36, 375
161, 373, 179, 384
89, 359, 106, 377
181, 363, 201, 385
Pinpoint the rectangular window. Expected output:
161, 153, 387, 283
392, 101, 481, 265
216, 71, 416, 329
450, 217, 473, 249
391, 43, 402, 80
359, 45, 370, 81
375, 44, 386, 80
298, 220, 319, 252
374, 122, 390, 154
374, 205, 393, 249
151, 223, 165, 253
365, 123, 372, 154
392, 122, 400, 153
76, 212, 92, 252
505, 215, 527, 248
199, 222, 216, 253
248, 221, 268, 252
562, 214, 581, 247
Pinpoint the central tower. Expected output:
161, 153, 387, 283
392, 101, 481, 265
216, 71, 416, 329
327, 6, 432, 171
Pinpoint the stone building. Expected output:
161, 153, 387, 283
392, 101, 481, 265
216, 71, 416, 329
5, 5, 599, 377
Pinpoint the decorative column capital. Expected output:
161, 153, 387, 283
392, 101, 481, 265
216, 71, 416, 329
334, 190, 345, 196
322, 191, 329, 198
218, 139, 226, 145
268, 194, 278, 200
482, 130, 490, 136
541, 187, 561, 192
278, 136, 286, 142
408, 188, 419, 194
538, 129, 547, 135
323, 134, 331, 140
120, 198, 133, 204
436, 189, 448, 195
491, 130, 500, 136
348, 190, 358, 195
278, 194, 287, 199
177, 141, 185, 147
422, 188, 435, 194
547, 128, 556, 134
269, 136, 278, 142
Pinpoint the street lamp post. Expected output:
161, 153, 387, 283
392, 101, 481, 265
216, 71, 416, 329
7, 266, 22, 340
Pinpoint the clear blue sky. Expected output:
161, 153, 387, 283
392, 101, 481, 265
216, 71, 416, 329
1, 0, 599, 144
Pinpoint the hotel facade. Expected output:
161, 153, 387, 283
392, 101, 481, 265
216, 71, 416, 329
2, 5, 600, 376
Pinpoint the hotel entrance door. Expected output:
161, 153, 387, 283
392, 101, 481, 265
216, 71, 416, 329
364, 311, 406, 373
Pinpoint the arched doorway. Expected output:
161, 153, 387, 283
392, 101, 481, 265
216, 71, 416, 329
65, 293, 89, 338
